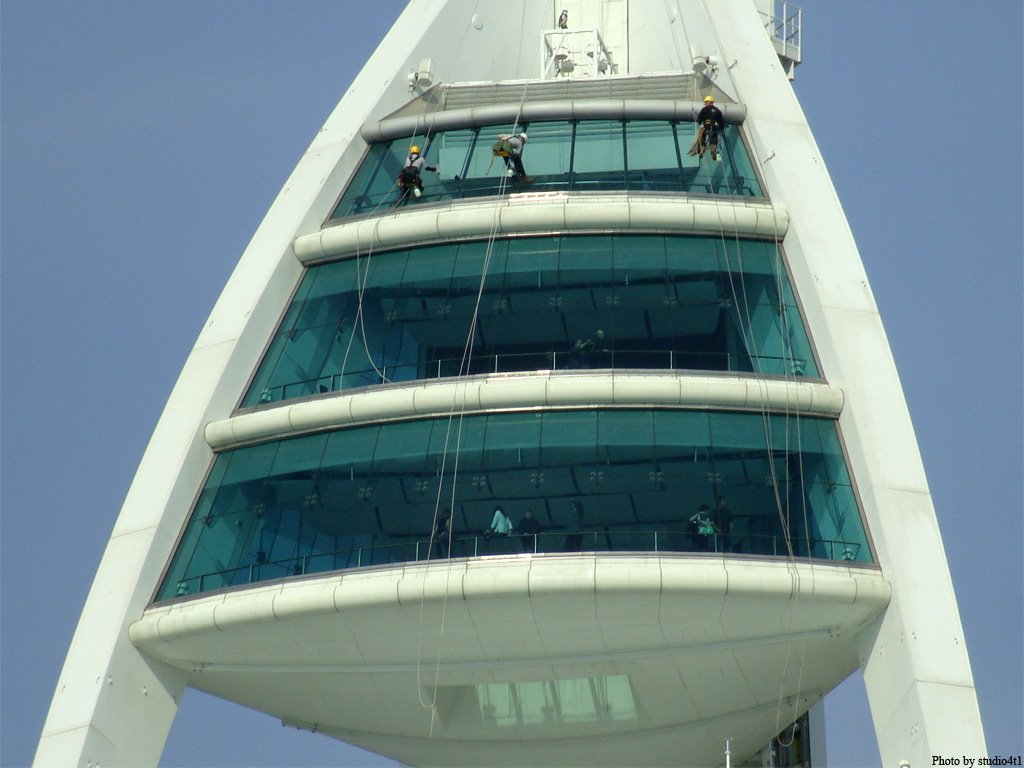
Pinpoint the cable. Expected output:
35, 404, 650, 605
411, 25, 533, 733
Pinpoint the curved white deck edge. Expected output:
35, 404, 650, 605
128, 557, 890, 764
294, 195, 789, 265
206, 373, 843, 450
131, 556, 890, 663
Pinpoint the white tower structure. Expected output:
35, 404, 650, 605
36, 2, 986, 766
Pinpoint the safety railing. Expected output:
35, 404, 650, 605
340, 168, 761, 220
170, 529, 863, 598
254, 349, 809, 405
759, 1, 802, 73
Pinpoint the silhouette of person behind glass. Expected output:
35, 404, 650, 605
433, 508, 452, 558
562, 500, 585, 551
518, 507, 542, 552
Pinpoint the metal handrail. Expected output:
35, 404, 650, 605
259, 349, 809, 405
174, 530, 863, 597
760, 2, 802, 64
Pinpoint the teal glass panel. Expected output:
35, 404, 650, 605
674, 123, 764, 197
675, 120, 704, 188
271, 432, 328, 476
708, 411, 764, 450
625, 120, 681, 191
504, 237, 560, 288
612, 235, 665, 280
426, 418, 458, 466
360, 247, 409, 291
653, 410, 710, 453
515, 121, 573, 192
484, 411, 543, 470
719, 125, 764, 196
459, 125, 520, 198
241, 235, 819, 407
572, 120, 625, 191
401, 243, 457, 289
597, 410, 654, 462
333, 142, 413, 217
433, 128, 475, 185
451, 240, 489, 282
158, 411, 872, 600
372, 419, 432, 470
450, 415, 488, 472
413, 137, 451, 206
322, 426, 379, 473
221, 442, 279, 486
541, 410, 597, 455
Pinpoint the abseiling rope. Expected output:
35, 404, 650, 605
693, 7, 815, 731
411, 42, 534, 735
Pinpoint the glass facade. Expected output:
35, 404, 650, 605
330, 120, 762, 219
158, 410, 871, 600
243, 235, 816, 407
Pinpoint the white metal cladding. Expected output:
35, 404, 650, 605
207, 373, 842, 451
131, 558, 890, 655
129, 558, 890, 767
37, 0, 986, 764
360, 98, 747, 142
297, 195, 789, 265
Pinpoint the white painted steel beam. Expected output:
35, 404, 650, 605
206, 372, 842, 450
704, 2, 986, 764
296, 194, 789, 265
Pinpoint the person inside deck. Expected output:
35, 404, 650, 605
518, 507, 542, 552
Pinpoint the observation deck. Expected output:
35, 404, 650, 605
136, 556, 888, 766
38, 3, 984, 767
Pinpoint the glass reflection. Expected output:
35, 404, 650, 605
243, 236, 817, 407
331, 120, 762, 218
158, 410, 871, 600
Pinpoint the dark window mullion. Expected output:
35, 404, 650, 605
568, 121, 578, 190
620, 121, 628, 187
671, 122, 685, 188
456, 129, 479, 199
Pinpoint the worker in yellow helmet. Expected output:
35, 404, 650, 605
397, 142, 438, 204
696, 95, 724, 161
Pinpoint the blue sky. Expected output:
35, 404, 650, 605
2, 2, 1020, 766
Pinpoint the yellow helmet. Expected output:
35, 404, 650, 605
410, 145, 420, 154
703, 95, 714, 103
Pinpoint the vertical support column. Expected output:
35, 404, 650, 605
34, 521, 191, 767
702, 1, 986, 763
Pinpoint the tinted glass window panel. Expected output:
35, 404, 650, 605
271, 433, 329, 476
505, 237, 560, 288
338, 142, 411, 217
362, 248, 410, 291
413, 137, 452, 205
158, 411, 872, 599
461, 125, 519, 196
322, 426, 380, 473
372, 419, 433, 469
434, 129, 475, 184
329, 120, 766, 220
572, 120, 625, 190
242, 235, 819, 407
517, 121, 573, 190
625, 121, 681, 191
221, 442, 279, 485
719, 125, 764, 196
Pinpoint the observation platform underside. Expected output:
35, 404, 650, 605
133, 556, 889, 767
